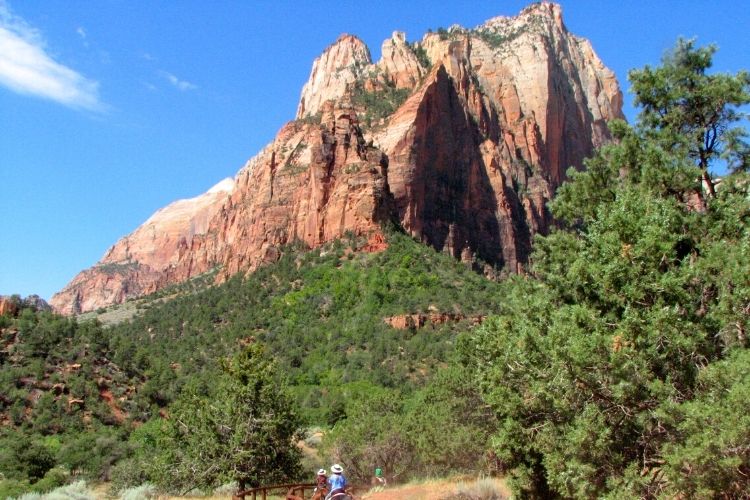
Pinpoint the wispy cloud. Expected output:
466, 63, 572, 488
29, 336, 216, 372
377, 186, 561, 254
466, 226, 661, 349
76, 26, 89, 49
0, 1, 103, 111
159, 70, 197, 91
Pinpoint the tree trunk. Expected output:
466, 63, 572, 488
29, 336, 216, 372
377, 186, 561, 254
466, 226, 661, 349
702, 169, 717, 198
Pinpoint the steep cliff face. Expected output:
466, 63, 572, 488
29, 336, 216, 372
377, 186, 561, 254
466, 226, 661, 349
51, 2, 623, 314
296, 35, 372, 119
373, 2, 622, 272
52, 105, 393, 315
173, 104, 394, 284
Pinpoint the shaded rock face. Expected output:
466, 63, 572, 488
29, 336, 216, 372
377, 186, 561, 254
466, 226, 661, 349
51, 2, 623, 314
375, 2, 623, 272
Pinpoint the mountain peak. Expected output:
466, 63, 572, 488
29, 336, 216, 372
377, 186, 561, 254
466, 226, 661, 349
296, 34, 372, 119
481, 1, 564, 32
207, 177, 235, 194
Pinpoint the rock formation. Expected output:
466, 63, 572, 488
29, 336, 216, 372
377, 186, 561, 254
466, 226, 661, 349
384, 313, 486, 330
0, 295, 51, 316
51, 2, 623, 314
0, 297, 18, 317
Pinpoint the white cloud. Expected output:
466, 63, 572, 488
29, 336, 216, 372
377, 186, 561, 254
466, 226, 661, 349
0, 2, 103, 111
160, 70, 197, 91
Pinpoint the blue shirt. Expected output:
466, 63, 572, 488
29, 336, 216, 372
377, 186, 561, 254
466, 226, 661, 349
328, 473, 347, 491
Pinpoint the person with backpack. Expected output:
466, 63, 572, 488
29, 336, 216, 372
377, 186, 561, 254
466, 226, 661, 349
374, 466, 386, 487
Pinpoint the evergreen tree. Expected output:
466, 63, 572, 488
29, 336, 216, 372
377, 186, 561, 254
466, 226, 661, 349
629, 38, 750, 197
464, 40, 750, 498
151, 342, 303, 492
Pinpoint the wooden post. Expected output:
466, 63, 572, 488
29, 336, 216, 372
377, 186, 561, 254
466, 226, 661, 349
262, 490, 267, 500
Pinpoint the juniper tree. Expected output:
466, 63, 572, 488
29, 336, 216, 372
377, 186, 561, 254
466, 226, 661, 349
151, 342, 303, 493
464, 40, 750, 498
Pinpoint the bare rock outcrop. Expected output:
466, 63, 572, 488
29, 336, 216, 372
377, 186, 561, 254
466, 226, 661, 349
0, 295, 51, 316
0, 297, 18, 317
376, 31, 426, 89
51, 2, 623, 314
53, 105, 394, 314
375, 2, 622, 271
384, 312, 486, 330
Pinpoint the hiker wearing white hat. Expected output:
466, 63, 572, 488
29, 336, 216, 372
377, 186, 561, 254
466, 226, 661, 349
314, 468, 328, 494
326, 464, 348, 499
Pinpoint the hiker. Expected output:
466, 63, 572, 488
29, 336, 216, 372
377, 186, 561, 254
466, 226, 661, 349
326, 463, 348, 499
374, 466, 386, 487
315, 468, 328, 492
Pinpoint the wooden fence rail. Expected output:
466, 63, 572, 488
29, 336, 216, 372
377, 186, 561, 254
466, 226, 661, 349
233, 482, 316, 500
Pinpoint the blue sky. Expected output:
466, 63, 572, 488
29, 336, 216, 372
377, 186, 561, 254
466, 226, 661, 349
1, 1, 748, 300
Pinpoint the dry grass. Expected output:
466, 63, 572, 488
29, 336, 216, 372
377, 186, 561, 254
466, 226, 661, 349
441, 477, 510, 499
361, 477, 509, 500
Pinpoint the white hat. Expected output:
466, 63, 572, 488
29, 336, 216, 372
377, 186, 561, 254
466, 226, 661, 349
331, 464, 343, 474
318, 468, 327, 475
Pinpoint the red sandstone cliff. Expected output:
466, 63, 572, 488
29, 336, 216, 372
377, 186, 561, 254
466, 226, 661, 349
51, 3, 623, 314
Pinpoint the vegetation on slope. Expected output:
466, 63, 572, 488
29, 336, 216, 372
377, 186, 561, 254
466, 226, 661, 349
320, 38, 750, 499
0, 230, 505, 495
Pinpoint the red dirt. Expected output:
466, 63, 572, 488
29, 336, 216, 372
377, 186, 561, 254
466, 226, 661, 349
99, 388, 125, 422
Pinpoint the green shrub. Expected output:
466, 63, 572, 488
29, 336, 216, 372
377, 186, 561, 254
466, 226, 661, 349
30, 468, 67, 494
352, 84, 411, 126
408, 43, 431, 69
0, 479, 31, 499
464, 40, 750, 498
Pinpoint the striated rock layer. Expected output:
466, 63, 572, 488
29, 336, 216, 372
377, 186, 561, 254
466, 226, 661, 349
51, 3, 623, 314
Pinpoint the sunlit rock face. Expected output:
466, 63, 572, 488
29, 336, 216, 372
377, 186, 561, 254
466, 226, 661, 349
52, 2, 623, 314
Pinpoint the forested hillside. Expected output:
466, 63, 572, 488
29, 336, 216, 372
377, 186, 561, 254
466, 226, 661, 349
0, 230, 505, 496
